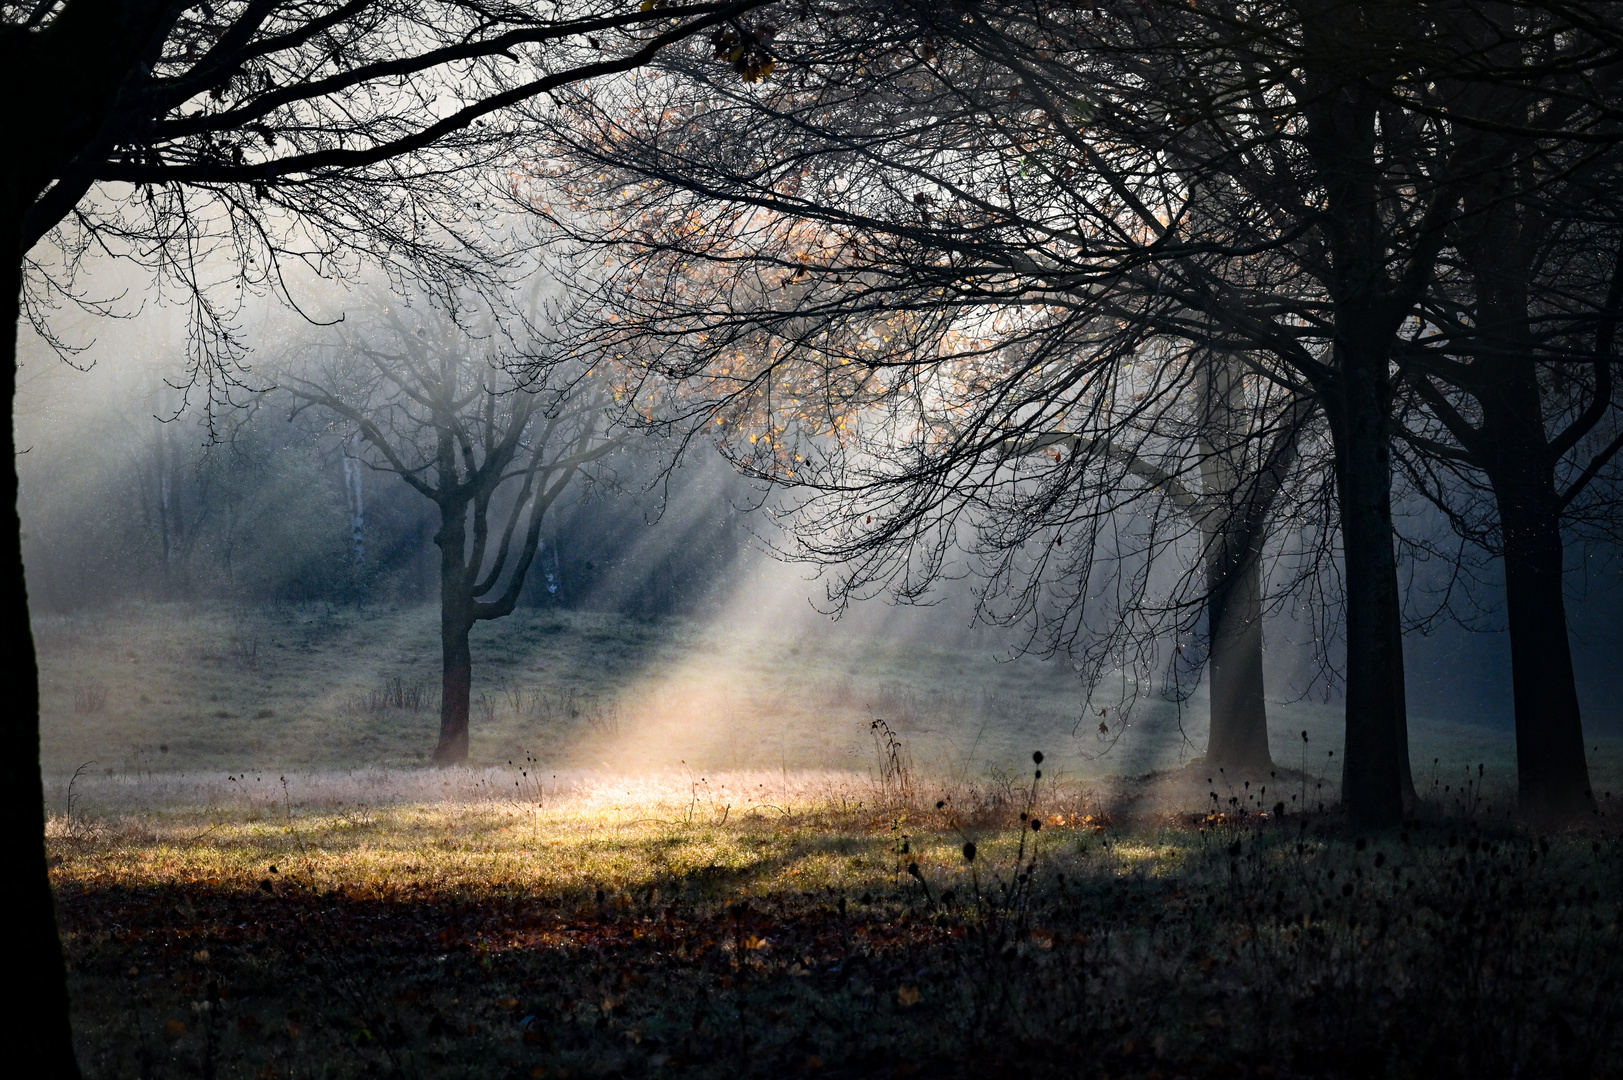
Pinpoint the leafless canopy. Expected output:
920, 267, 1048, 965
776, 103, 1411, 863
10, 0, 769, 419
530, 0, 1623, 820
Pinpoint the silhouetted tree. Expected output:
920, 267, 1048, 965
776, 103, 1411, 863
1399, 163, 1623, 821
2, 0, 770, 1072
537, 0, 1623, 823
992, 357, 1321, 775
288, 290, 618, 762
537, 17, 1344, 780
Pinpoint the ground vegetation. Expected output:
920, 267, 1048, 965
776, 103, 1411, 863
48, 763, 1623, 1079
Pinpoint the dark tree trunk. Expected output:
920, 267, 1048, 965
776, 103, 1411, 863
1327, 347, 1412, 827
1499, 498, 1593, 820
1477, 360, 1596, 820
1288, 55, 1424, 826
434, 607, 473, 765
432, 505, 473, 765
1461, 221, 1596, 823
1195, 357, 1276, 777
1387, 590, 1418, 811
2, 177, 82, 1076
1204, 539, 1272, 775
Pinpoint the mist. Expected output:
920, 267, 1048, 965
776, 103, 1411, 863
20, 272, 1623, 810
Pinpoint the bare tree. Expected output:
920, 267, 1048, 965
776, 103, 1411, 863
535, 0, 1623, 824
532, 15, 1340, 781
1398, 163, 1623, 820
288, 289, 618, 763
990, 354, 1322, 776
2, 1, 772, 1072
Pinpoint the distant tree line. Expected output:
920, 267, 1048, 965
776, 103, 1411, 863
18, 356, 756, 617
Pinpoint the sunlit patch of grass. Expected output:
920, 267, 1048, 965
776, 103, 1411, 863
52, 769, 1096, 902
38, 603, 1623, 1076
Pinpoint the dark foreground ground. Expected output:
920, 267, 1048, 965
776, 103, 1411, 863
50, 767, 1623, 1080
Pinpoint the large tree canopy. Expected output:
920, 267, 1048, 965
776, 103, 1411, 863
534, 0, 1623, 825
6, 0, 770, 399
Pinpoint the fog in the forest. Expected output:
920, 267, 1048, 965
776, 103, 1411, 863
19, 267, 1623, 801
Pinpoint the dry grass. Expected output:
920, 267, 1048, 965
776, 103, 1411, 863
47, 766, 1114, 899
49, 765, 1623, 1080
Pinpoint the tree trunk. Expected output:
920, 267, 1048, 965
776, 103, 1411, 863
1466, 231, 1596, 822
2, 178, 82, 1076
157, 408, 174, 589
1387, 590, 1418, 812
1204, 538, 1273, 775
1327, 350, 1412, 827
1195, 356, 1275, 776
1495, 465, 1594, 821
432, 504, 472, 765
344, 434, 366, 567
434, 608, 473, 764
1296, 29, 1424, 826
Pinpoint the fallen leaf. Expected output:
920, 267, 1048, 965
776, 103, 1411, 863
897, 986, 921, 1007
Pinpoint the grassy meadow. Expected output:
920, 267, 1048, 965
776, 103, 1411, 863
37, 601, 1095, 780
36, 600, 1606, 798
37, 602, 1623, 1078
